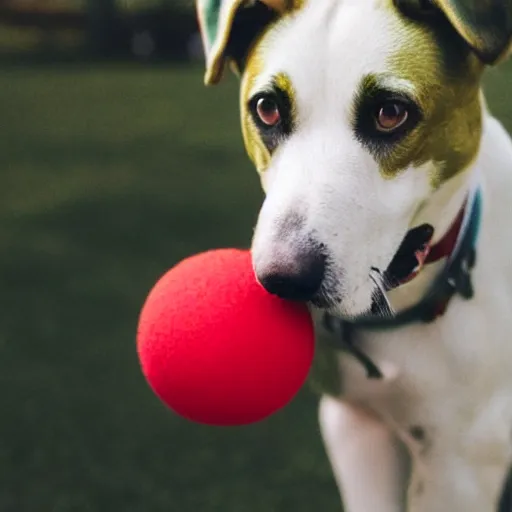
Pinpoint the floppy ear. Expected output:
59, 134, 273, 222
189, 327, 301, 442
196, 0, 286, 85
434, 0, 512, 64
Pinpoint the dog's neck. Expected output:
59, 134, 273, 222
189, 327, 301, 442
386, 145, 481, 314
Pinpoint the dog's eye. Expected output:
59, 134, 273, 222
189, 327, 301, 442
249, 89, 293, 150
256, 96, 281, 127
375, 102, 409, 133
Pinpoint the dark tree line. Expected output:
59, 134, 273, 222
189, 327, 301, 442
0, 0, 197, 60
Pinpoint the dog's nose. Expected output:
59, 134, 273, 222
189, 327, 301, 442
256, 250, 326, 301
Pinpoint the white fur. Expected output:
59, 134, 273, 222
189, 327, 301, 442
246, 1, 512, 510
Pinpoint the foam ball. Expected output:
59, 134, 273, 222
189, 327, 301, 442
137, 248, 315, 426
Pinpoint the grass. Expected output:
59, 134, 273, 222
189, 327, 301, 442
0, 61, 511, 512
0, 63, 336, 512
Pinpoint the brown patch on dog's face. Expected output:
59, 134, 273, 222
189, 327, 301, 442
381, 2, 485, 187
240, 35, 272, 175
241, 0, 487, 190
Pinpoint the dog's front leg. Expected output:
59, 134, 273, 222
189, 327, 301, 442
406, 449, 510, 512
319, 395, 409, 512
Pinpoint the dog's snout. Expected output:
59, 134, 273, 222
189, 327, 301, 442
256, 249, 326, 301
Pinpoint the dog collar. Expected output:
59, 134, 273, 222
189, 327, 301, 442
323, 186, 482, 378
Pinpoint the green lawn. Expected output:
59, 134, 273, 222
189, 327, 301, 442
0, 61, 511, 512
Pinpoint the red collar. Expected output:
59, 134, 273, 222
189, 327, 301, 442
425, 199, 467, 264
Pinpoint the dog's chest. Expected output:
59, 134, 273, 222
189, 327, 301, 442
314, 269, 512, 469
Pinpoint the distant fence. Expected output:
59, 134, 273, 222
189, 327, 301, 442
0, 4, 201, 61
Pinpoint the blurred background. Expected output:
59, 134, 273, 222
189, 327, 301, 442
0, 2, 510, 511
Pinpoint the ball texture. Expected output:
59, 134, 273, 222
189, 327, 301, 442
137, 248, 315, 426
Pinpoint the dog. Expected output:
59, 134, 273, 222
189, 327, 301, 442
195, 0, 512, 510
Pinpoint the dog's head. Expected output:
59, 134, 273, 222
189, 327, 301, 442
196, 0, 512, 318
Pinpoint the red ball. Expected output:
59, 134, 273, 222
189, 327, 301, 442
137, 248, 315, 426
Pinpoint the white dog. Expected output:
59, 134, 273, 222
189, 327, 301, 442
195, 0, 512, 510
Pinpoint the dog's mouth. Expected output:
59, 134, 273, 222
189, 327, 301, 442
262, 223, 436, 319
308, 224, 435, 316
309, 264, 343, 310
368, 223, 435, 317
383, 223, 435, 288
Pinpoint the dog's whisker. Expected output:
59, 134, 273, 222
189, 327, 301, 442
371, 266, 396, 291
369, 272, 395, 318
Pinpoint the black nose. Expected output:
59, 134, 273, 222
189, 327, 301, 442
257, 250, 326, 301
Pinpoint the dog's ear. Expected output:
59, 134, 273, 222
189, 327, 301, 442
196, 0, 286, 85
434, 0, 512, 65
